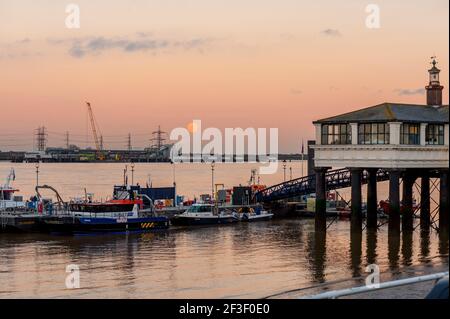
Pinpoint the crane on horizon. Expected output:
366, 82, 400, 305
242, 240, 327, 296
85, 102, 105, 160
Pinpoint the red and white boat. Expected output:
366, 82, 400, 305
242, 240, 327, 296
0, 168, 26, 210
379, 199, 420, 215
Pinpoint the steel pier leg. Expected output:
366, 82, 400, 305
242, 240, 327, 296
389, 170, 401, 232
402, 172, 415, 231
440, 169, 449, 231
366, 168, 378, 229
315, 167, 328, 232
421, 174, 431, 230
350, 168, 362, 231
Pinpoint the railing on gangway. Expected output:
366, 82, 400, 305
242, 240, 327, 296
300, 272, 449, 299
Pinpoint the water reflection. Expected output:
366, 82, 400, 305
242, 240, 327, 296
350, 228, 362, 277
401, 231, 413, 266
419, 229, 431, 262
306, 230, 326, 283
388, 229, 401, 271
0, 219, 448, 298
439, 230, 449, 256
366, 229, 378, 265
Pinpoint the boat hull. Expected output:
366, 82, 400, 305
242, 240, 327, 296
241, 213, 274, 222
171, 215, 238, 226
42, 216, 169, 235
0, 215, 51, 233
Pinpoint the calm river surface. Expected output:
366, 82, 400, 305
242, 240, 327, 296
0, 162, 448, 298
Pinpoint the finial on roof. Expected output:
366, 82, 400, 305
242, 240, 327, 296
430, 56, 438, 67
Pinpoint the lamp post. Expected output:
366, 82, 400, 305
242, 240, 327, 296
282, 160, 287, 182
301, 154, 304, 178
35, 162, 40, 187
211, 161, 215, 204
130, 162, 135, 186
290, 166, 293, 180
171, 161, 176, 187
301, 139, 305, 177
171, 160, 177, 206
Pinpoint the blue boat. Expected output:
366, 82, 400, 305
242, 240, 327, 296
42, 199, 169, 235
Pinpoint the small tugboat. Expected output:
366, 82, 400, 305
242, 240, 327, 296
37, 185, 169, 235
237, 205, 274, 222
0, 168, 27, 210
170, 203, 239, 226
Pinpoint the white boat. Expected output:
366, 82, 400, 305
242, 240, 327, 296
238, 206, 274, 222
0, 168, 26, 210
171, 204, 239, 226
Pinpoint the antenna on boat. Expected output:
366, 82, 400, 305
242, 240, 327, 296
123, 165, 128, 186
3, 168, 15, 189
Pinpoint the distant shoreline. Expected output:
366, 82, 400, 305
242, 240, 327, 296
0, 153, 306, 163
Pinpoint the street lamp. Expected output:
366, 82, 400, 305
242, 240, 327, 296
211, 161, 215, 203
282, 160, 287, 182
171, 160, 177, 206
171, 161, 176, 187
130, 162, 135, 185
35, 162, 40, 187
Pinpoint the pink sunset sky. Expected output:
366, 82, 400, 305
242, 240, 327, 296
0, 0, 448, 152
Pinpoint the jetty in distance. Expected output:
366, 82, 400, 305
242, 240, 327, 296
0, 150, 305, 163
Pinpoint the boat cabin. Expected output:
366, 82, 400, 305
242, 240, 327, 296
185, 204, 214, 213
69, 199, 143, 213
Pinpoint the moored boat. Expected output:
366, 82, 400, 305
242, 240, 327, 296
379, 199, 420, 216
170, 203, 239, 226
43, 198, 169, 235
238, 205, 274, 222
21, 185, 170, 235
0, 168, 27, 211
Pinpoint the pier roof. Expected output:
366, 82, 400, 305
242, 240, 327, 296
314, 103, 449, 124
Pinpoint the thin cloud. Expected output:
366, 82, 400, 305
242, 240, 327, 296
136, 31, 153, 38
290, 89, 303, 95
321, 29, 342, 37
395, 88, 425, 96
0, 38, 32, 48
0, 38, 38, 59
17, 38, 31, 44
51, 33, 214, 58
280, 33, 297, 41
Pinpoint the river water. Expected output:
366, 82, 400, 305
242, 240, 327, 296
0, 162, 448, 298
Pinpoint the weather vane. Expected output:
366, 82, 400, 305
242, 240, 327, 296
430, 56, 437, 66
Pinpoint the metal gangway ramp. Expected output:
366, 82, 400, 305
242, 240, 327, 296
255, 168, 391, 203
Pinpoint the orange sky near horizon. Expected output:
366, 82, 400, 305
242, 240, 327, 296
0, 0, 448, 152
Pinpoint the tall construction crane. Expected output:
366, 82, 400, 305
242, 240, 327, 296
85, 102, 105, 160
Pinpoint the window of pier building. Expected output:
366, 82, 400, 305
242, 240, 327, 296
400, 123, 420, 145
426, 124, 444, 145
358, 123, 390, 145
321, 124, 351, 145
